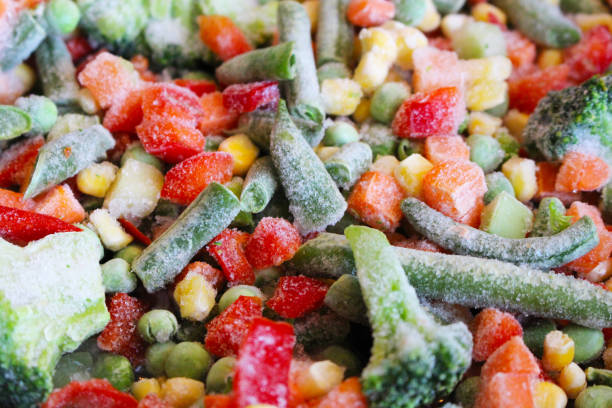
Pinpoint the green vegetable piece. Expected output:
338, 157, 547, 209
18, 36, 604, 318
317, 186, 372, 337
493, 127, 519, 161
484, 92, 509, 118
278, 1, 325, 123
218, 285, 264, 312
318, 345, 362, 378
317, 61, 352, 82
92, 354, 133, 392
215, 42, 297, 85
145, 342, 176, 377
0, 228, 109, 407
483, 172, 515, 205
531, 197, 572, 237
345, 225, 472, 407
24, 124, 115, 199
467, 134, 505, 173
270, 100, 347, 234
323, 121, 360, 147
293, 308, 350, 351
575, 386, 612, 408
491, 0, 581, 48
393, 0, 427, 26
45, 0, 81, 35
562, 324, 605, 363
324, 142, 373, 190
240, 157, 278, 213
586, 367, 612, 387
401, 197, 598, 269
146, 0, 172, 19
522, 318, 556, 358
316, 0, 354, 68
433, 0, 466, 14
206, 357, 236, 394
235, 1, 279, 47
453, 376, 480, 408
452, 22, 507, 59
132, 182, 241, 292
359, 120, 399, 158
138, 310, 179, 344
0, 106, 32, 141
47, 113, 100, 142
370, 82, 410, 125
121, 143, 164, 172
602, 182, 612, 224
14, 95, 58, 134
284, 232, 356, 279
35, 35, 80, 107
0, 11, 46, 71
324, 274, 368, 325
480, 191, 534, 239
53, 352, 93, 389
101, 258, 137, 293
164, 342, 211, 380
561, 0, 608, 14
115, 244, 144, 265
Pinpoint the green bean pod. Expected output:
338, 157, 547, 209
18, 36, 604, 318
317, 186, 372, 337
586, 368, 612, 387
316, 0, 354, 68
0, 11, 46, 71
531, 197, 572, 237
283, 232, 356, 278
240, 157, 278, 213
35, 35, 80, 107
324, 274, 368, 325
575, 386, 612, 408
132, 182, 240, 292
324, 142, 372, 190
0, 106, 32, 140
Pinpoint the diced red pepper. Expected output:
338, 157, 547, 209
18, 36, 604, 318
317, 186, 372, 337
0, 205, 80, 246
0, 135, 44, 189
564, 26, 612, 84
161, 151, 234, 205
65, 36, 93, 63
173, 78, 217, 97
103, 89, 144, 133
470, 308, 523, 362
118, 218, 151, 246
42, 379, 138, 408
508, 64, 570, 113
174, 261, 225, 291
245, 217, 301, 269
203, 395, 234, 408
137, 394, 171, 408
504, 31, 537, 70
266, 276, 329, 319
222, 81, 280, 113
97, 293, 148, 366
0, 188, 34, 210
198, 15, 253, 61
205, 295, 263, 357
346, 0, 395, 28
391, 87, 466, 138
233, 317, 296, 408
199, 92, 240, 135
207, 229, 255, 285
141, 83, 204, 123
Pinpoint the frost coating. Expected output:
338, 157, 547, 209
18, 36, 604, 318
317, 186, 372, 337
240, 156, 278, 213
324, 141, 373, 190
283, 232, 356, 279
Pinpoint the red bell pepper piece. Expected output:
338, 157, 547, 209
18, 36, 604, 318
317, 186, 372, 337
141, 83, 204, 122
222, 81, 280, 113
173, 78, 217, 97
65, 36, 93, 63
564, 26, 612, 85
508, 64, 570, 113
245, 217, 301, 269
198, 92, 240, 135
42, 379, 138, 408
198, 15, 253, 61
136, 394, 171, 408
0, 205, 80, 246
266, 276, 329, 319
233, 317, 296, 408
203, 395, 233, 408
470, 308, 523, 362
207, 229, 255, 285
103, 89, 144, 133
118, 217, 151, 246
0, 135, 44, 189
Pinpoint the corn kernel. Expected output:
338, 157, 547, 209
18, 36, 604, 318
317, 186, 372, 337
558, 362, 586, 399
543, 330, 575, 372
468, 112, 503, 136
320, 78, 364, 116
89, 208, 133, 251
533, 381, 568, 408
359, 27, 398, 61
352, 98, 371, 123
77, 161, 118, 198
354, 52, 393, 94
504, 109, 530, 142
160, 377, 205, 408
440, 14, 472, 38
502, 157, 537, 202
466, 80, 507, 111
302, 0, 319, 33
417, 0, 441, 32
472, 3, 507, 25
77, 88, 101, 114
574, 13, 612, 33
219, 134, 260, 177
293, 361, 345, 400
394, 153, 434, 197
316, 146, 341, 161
381, 22, 428, 70
461, 56, 512, 84
538, 49, 563, 70
370, 155, 399, 175
603, 347, 612, 369
14, 63, 36, 94
132, 378, 161, 401
174, 272, 217, 321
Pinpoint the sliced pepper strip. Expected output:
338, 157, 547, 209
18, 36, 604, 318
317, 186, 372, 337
0, 205, 80, 246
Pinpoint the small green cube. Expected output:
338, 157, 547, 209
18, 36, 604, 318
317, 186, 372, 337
480, 191, 534, 238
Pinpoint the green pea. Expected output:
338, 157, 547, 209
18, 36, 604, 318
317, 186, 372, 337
562, 324, 605, 363
175, 321, 206, 342
218, 285, 264, 312
92, 354, 134, 392
53, 352, 93, 388
121, 143, 164, 172
323, 122, 360, 147
14, 95, 58, 134
396, 139, 416, 161
145, 342, 176, 377
45, 0, 81, 34
318, 345, 362, 378
575, 385, 612, 408
370, 82, 410, 125
115, 244, 144, 265
101, 258, 137, 294
165, 342, 211, 380
522, 318, 556, 358
205, 135, 225, 152
453, 376, 480, 408
138, 309, 179, 344
206, 357, 236, 394
467, 134, 505, 173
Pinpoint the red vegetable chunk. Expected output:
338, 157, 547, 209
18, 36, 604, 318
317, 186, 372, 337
245, 217, 301, 269
174, 262, 225, 291
137, 394, 171, 408
480, 336, 540, 383
103, 89, 144, 133
222, 81, 280, 113
173, 78, 217, 97
508, 65, 570, 113
141, 83, 204, 122
266, 276, 329, 319
346, 0, 395, 28
198, 15, 253, 61
42, 379, 138, 408
137, 120, 206, 164
0, 205, 80, 246
470, 308, 523, 362
199, 92, 241, 135
203, 395, 233, 408
564, 26, 612, 84
475, 373, 536, 408
118, 218, 151, 246
0, 135, 44, 189
207, 229, 255, 285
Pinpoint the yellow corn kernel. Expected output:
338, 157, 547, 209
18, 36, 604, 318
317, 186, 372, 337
472, 3, 507, 25
558, 362, 586, 399
316, 146, 341, 162
89, 208, 133, 251
293, 361, 345, 400
174, 272, 217, 321
381, 22, 428, 70
13, 63, 36, 94
504, 109, 530, 142
354, 52, 393, 94
77, 88, 101, 114
370, 155, 400, 175
394, 154, 433, 198
502, 157, 537, 202
603, 347, 612, 369
543, 330, 575, 372
132, 378, 162, 401
359, 27, 398, 62
466, 80, 507, 111
417, 0, 441, 32
320, 78, 364, 116
461, 56, 513, 85
468, 112, 503, 136
574, 13, 612, 33
352, 98, 371, 123
533, 381, 568, 408
77, 161, 118, 198
302, 0, 319, 33
219, 134, 260, 177
160, 377, 205, 408
440, 14, 472, 38
538, 49, 563, 70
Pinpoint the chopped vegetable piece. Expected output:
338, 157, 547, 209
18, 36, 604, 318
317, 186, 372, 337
267, 276, 329, 319
207, 228, 254, 285
0, 105, 31, 140
245, 217, 301, 269
324, 142, 373, 190
198, 92, 240, 136
565, 201, 612, 274
479, 191, 534, 239
508, 64, 570, 114
240, 156, 278, 213
470, 308, 523, 362
347, 0, 396, 28
424, 134, 470, 165
198, 15, 253, 61
564, 26, 612, 85
222, 81, 280, 114
0, 135, 44, 189
0, 205, 80, 246
42, 379, 137, 408
531, 197, 572, 238
555, 151, 610, 193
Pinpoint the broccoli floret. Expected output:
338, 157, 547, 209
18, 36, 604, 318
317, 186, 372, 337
523, 75, 612, 165
345, 226, 472, 408
0, 229, 109, 407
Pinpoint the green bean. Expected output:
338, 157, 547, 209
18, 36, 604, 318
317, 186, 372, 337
218, 285, 264, 312
0, 106, 32, 140
284, 233, 356, 278
35, 35, 80, 106
164, 342, 211, 380
466, 134, 505, 173
433, 0, 466, 14
359, 120, 399, 158
575, 386, 612, 408
562, 324, 605, 363
92, 354, 134, 392
323, 122, 360, 147
586, 367, 612, 387
115, 244, 144, 265
601, 182, 612, 224
206, 357, 236, 394
24, 124, 115, 199
531, 197, 571, 237
215, 42, 297, 85
45, 0, 81, 35
14, 95, 58, 134
393, 0, 427, 26
138, 310, 179, 344
317, 346, 363, 378
324, 274, 368, 325
240, 157, 278, 213
452, 376, 480, 408
324, 142, 372, 190
560, 0, 608, 14
132, 182, 241, 292
53, 352, 93, 388
121, 143, 164, 172
0, 11, 46, 71
145, 342, 176, 377
316, 0, 354, 68
484, 172, 515, 205
317, 62, 352, 83
370, 82, 410, 125
101, 258, 137, 294
270, 100, 346, 234
522, 318, 555, 358
278, 1, 325, 123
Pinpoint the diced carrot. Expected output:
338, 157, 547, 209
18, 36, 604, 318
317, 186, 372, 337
470, 308, 523, 362
130, 55, 157, 82
103, 88, 144, 133
412, 47, 464, 94
456, 197, 484, 228
555, 151, 610, 192
199, 92, 240, 135
480, 336, 541, 384
310, 377, 368, 408
346, 0, 395, 28
475, 373, 536, 408
33, 184, 85, 223
535, 162, 581, 205
424, 135, 470, 165
504, 31, 537, 70
0, 135, 44, 189
565, 202, 612, 274
198, 15, 253, 61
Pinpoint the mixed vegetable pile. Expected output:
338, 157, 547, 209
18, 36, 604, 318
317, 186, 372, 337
3, 0, 612, 407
